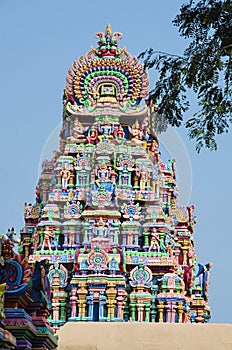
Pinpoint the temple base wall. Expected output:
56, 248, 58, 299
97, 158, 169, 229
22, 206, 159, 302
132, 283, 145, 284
57, 322, 232, 350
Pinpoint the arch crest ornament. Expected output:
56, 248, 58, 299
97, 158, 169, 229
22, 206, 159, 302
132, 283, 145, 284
65, 24, 149, 110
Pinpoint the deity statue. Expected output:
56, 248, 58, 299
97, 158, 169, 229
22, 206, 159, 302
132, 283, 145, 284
196, 263, 212, 301
70, 289, 78, 318
71, 118, 86, 141
114, 125, 125, 143
142, 127, 150, 142
87, 126, 98, 144
149, 139, 159, 162
96, 162, 110, 182
149, 228, 160, 252
98, 118, 113, 141
121, 166, 130, 186
32, 227, 40, 252
94, 217, 108, 237
41, 159, 49, 171
109, 257, 119, 273
24, 202, 33, 217
60, 163, 70, 189
128, 120, 143, 143
41, 227, 55, 251
136, 165, 149, 190
183, 265, 193, 296
165, 233, 175, 257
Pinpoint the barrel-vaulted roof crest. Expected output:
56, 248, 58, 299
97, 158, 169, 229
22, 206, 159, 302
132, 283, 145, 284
65, 24, 150, 111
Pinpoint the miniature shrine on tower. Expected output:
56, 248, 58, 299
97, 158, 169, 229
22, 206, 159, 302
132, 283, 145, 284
0, 23, 212, 349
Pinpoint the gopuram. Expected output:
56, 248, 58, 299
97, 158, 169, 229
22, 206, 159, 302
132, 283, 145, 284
0, 23, 212, 349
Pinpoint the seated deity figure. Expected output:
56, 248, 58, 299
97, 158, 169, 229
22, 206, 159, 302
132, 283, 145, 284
87, 126, 98, 144
142, 127, 150, 143
60, 163, 70, 189
98, 162, 109, 179
95, 162, 110, 184
109, 257, 119, 273
95, 162, 114, 194
128, 120, 143, 144
71, 118, 86, 141
114, 125, 125, 144
98, 118, 113, 141
149, 228, 160, 252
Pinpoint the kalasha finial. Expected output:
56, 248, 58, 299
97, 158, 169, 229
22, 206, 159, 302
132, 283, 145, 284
105, 23, 112, 36
95, 25, 123, 58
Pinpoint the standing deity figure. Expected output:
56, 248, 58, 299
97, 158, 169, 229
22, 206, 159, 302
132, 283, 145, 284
70, 289, 78, 318
121, 166, 130, 186
136, 165, 149, 190
149, 139, 159, 162
60, 163, 70, 189
32, 228, 40, 252
149, 228, 160, 252
53, 301, 60, 321
41, 227, 55, 251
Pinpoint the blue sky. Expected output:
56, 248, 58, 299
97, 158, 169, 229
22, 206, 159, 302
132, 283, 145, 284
0, 0, 231, 323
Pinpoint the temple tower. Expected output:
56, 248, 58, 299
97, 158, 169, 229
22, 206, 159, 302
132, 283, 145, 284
19, 24, 211, 328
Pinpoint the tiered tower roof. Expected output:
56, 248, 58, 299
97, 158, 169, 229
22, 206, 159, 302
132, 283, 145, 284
18, 24, 212, 327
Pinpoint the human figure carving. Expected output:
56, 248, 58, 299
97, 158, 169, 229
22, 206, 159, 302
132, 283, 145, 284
60, 163, 70, 188
41, 227, 54, 251
32, 228, 40, 252
94, 217, 108, 237
72, 118, 86, 140
149, 228, 160, 252
70, 289, 77, 318
87, 126, 98, 144
128, 120, 142, 143
115, 125, 125, 142
95, 162, 111, 188
136, 165, 149, 190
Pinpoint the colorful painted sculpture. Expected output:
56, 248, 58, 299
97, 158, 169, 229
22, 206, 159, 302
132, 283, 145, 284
0, 234, 57, 349
15, 24, 212, 331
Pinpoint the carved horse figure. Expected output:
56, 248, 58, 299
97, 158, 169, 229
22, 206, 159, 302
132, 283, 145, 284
4, 227, 20, 244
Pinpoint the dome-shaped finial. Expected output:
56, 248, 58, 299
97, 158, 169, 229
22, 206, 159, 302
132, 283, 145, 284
105, 23, 112, 35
